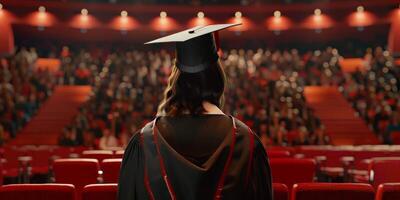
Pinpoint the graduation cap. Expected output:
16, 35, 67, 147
145, 23, 241, 73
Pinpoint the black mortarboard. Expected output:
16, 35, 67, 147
145, 23, 240, 73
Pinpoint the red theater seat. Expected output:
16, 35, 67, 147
268, 150, 291, 158
101, 158, 122, 183
53, 158, 99, 199
29, 149, 54, 174
82, 184, 117, 200
114, 150, 124, 158
376, 183, 400, 200
369, 158, 400, 188
0, 162, 3, 185
292, 183, 375, 200
82, 150, 114, 162
273, 183, 289, 200
2, 148, 26, 177
0, 184, 75, 200
270, 158, 316, 188
391, 131, 400, 145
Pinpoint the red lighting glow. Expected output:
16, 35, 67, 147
188, 12, 214, 27
0, 5, 17, 23
302, 10, 335, 29
109, 15, 140, 31
265, 11, 292, 31
388, 7, 400, 22
150, 12, 180, 32
226, 12, 253, 32
347, 7, 377, 27
69, 11, 100, 30
25, 9, 57, 27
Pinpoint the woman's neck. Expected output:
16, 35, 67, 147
202, 101, 225, 115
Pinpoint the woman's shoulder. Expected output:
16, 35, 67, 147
232, 117, 251, 133
232, 117, 265, 148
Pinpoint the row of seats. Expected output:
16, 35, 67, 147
54, 158, 122, 184
50, 157, 400, 189
3, 147, 400, 188
0, 148, 123, 181
275, 183, 400, 200
3, 144, 400, 173
1, 183, 399, 200
0, 183, 116, 200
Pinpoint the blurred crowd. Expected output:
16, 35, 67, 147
1, 45, 399, 148
342, 47, 400, 143
0, 48, 56, 145
58, 47, 342, 149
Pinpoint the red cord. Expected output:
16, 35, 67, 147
245, 127, 255, 186
214, 123, 237, 200
153, 125, 177, 200
140, 131, 155, 200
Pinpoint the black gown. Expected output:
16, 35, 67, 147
118, 115, 273, 200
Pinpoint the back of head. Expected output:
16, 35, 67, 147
158, 61, 226, 116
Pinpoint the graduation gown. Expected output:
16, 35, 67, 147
118, 115, 273, 200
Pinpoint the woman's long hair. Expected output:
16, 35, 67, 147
157, 60, 226, 116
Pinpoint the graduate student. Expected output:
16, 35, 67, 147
118, 23, 273, 200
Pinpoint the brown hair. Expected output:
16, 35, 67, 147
157, 60, 226, 116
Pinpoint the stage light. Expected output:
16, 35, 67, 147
197, 11, 204, 19
81, 8, 88, 16
357, 6, 364, 12
121, 10, 128, 17
0, 3, 3, 10
38, 6, 46, 13
314, 9, 322, 16
235, 11, 242, 18
274, 10, 281, 18
160, 11, 167, 18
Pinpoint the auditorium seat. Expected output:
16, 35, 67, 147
376, 183, 400, 200
2, 148, 26, 178
391, 131, 400, 145
267, 146, 296, 155
267, 150, 291, 158
0, 161, 3, 186
101, 158, 122, 183
82, 150, 114, 162
82, 184, 117, 200
114, 150, 125, 158
270, 158, 316, 188
291, 183, 375, 200
369, 157, 400, 188
29, 149, 54, 174
53, 158, 100, 199
0, 184, 75, 200
273, 183, 289, 200
54, 147, 74, 159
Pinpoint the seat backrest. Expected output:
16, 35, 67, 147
0, 184, 75, 200
54, 147, 74, 159
0, 161, 3, 186
101, 158, 122, 183
114, 150, 125, 158
82, 150, 114, 162
53, 158, 99, 191
82, 184, 117, 200
270, 158, 316, 188
376, 183, 400, 200
391, 131, 400, 145
30, 149, 54, 168
273, 183, 289, 200
292, 183, 375, 200
268, 150, 291, 158
369, 157, 400, 188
